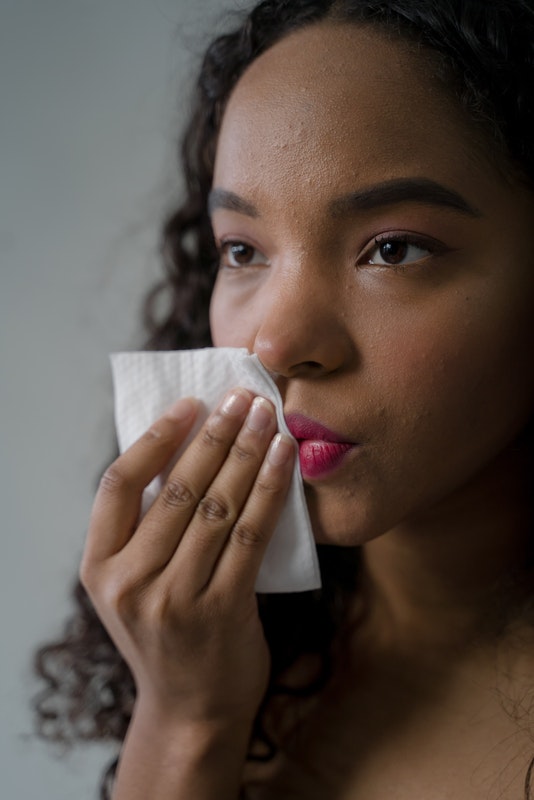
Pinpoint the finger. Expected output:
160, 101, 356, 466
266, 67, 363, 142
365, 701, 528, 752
84, 397, 199, 563
166, 396, 278, 591
213, 433, 296, 594
120, 388, 256, 571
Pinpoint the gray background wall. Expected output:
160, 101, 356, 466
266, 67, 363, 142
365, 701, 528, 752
0, 1, 239, 796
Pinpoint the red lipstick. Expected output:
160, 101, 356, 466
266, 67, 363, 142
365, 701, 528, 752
285, 413, 357, 480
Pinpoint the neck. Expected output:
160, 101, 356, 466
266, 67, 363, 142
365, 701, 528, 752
359, 442, 533, 651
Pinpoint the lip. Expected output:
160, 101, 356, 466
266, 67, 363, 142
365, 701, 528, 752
285, 413, 358, 480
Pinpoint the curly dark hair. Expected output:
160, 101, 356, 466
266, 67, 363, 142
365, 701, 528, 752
33, 1, 534, 798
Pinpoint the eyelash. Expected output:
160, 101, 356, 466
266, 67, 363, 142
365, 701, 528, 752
216, 232, 443, 272
217, 240, 267, 270
359, 232, 441, 271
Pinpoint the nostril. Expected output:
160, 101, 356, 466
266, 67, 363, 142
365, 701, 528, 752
287, 360, 327, 378
253, 323, 351, 378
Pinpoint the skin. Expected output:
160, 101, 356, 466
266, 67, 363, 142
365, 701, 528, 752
82, 20, 534, 800
210, 21, 534, 798
83, 391, 295, 799
210, 22, 534, 640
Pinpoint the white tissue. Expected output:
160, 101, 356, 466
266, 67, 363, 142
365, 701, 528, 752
110, 347, 321, 593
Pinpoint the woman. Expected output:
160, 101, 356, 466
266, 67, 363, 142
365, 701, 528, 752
35, 1, 534, 797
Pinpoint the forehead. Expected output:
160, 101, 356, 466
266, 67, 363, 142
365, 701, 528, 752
213, 22, 496, 208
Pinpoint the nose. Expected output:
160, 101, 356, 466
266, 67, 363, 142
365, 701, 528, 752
252, 268, 354, 380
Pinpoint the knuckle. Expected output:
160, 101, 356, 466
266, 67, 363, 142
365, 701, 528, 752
230, 442, 255, 463
143, 586, 172, 627
201, 425, 226, 449
198, 493, 232, 522
255, 474, 283, 497
101, 575, 144, 622
79, 559, 156, 632
98, 464, 129, 496
79, 564, 133, 615
231, 520, 265, 548
160, 477, 195, 510
138, 426, 165, 447
200, 591, 227, 622
139, 423, 178, 448
145, 584, 187, 630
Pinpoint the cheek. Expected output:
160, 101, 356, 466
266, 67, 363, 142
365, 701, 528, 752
378, 294, 534, 461
209, 282, 253, 348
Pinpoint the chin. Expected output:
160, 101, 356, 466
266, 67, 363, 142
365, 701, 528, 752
306, 494, 376, 548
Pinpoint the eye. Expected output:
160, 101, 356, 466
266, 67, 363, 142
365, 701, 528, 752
362, 234, 435, 268
218, 240, 267, 269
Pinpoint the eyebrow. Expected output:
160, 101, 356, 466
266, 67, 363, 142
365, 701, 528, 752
208, 188, 260, 218
208, 177, 481, 219
330, 178, 481, 218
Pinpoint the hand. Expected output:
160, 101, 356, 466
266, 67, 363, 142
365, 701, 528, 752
80, 389, 295, 729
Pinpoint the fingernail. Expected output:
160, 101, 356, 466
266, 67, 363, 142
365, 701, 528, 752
166, 397, 198, 421
268, 433, 295, 466
220, 389, 250, 417
247, 397, 274, 432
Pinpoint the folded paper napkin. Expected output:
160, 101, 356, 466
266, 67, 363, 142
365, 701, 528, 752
110, 347, 321, 593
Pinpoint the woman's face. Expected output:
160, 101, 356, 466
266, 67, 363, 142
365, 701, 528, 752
209, 21, 534, 545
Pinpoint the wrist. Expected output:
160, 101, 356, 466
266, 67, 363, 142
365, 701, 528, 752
133, 685, 258, 735
113, 700, 253, 800
131, 695, 254, 759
